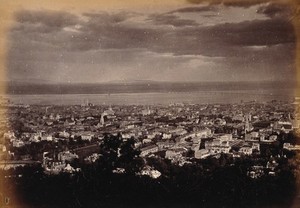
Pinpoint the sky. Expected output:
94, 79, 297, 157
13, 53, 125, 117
6, 0, 297, 83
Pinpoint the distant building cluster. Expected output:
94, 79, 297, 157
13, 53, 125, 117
0, 99, 299, 178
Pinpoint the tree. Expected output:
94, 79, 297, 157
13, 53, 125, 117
98, 133, 143, 174
98, 133, 122, 172
119, 137, 142, 173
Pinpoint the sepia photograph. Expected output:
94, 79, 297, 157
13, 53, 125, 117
0, 0, 300, 207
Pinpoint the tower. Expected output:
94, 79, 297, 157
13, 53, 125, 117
100, 113, 106, 125
245, 114, 250, 133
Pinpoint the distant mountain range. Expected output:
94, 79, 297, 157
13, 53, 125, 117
106, 79, 162, 84
8, 78, 162, 85
3, 80, 296, 95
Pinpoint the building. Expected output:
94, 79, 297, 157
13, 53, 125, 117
139, 166, 161, 179
273, 121, 293, 133
165, 148, 186, 160
205, 139, 231, 154
239, 146, 253, 155
245, 132, 260, 142
12, 140, 25, 148
81, 132, 94, 141
195, 149, 210, 159
156, 140, 175, 150
283, 143, 300, 151
140, 145, 159, 157
58, 151, 78, 162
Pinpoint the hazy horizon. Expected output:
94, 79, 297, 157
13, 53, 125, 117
4, 80, 295, 95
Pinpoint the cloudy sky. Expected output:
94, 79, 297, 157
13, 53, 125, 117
7, 0, 296, 83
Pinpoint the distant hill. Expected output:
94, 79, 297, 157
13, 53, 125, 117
106, 79, 162, 84
8, 78, 56, 85
4, 80, 296, 95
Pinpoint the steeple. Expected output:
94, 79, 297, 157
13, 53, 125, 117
245, 114, 250, 136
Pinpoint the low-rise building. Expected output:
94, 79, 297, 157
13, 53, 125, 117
195, 149, 210, 159
12, 140, 25, 148
58, 151, 78, 162
140, 145, 159, 157
205, 139, 231, 154
165, 148, 186, 160
239, 146, 253, 155
156, 140, 175, 150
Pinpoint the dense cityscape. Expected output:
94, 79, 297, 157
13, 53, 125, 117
0, 99, 300, 207
1, 0, 298, 207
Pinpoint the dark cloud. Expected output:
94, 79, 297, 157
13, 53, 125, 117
72, 21, 162, 51
208, 18, 295, 47
222, 0, 268, 8
55, 11, 165, 51
170, 5, 218, 13
202, 14, 219, 17
257, 3, 292, 18
11, 10, 163, 52
12, 22, 59, 34
15, 10, 79, 29
149, 17, 295, 58
11, 7, 295, 55
82, 11, 136, 24
186, 0, 268, 7
8, 6, 296, 82
147, 14, 198, 27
